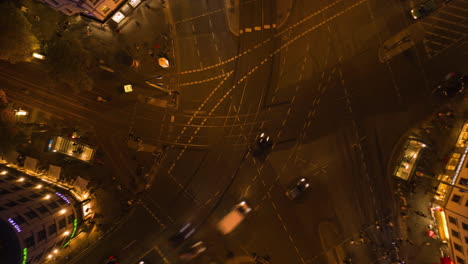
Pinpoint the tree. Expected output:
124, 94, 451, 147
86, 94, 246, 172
0, 108, 27, 154
45, 35, 94, 92
0, 1, 39, 63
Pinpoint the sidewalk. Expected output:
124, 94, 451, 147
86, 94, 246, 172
393, 97, 468, 263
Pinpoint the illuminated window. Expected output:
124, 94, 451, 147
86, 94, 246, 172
452, 194, 461, 203
101, 5, 110, 13
452, 229, 460, 238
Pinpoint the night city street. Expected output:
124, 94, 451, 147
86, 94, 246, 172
0, 0, 467, 264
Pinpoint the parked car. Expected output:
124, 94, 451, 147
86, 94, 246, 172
285, 178, 310, 200
434, 72, 465, 97
410, 0, 436, 19
216, 201, 252, 235
179, 241, 206, 261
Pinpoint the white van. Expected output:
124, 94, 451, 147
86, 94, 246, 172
216, 201, 251, 235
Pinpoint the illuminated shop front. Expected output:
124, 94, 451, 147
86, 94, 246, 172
394, 139, 426, 181
433, 122, 468, 201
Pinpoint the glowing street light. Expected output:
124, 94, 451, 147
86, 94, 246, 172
44, 194, 51, 200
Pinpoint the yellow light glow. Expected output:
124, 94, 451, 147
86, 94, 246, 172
63, 231, 70, 236
32, 53, 45, 60
35, 184, 43, 189
44, 194, 51, 200
83, 193, 89, 199
0, 170, 7, 175
440, 210, 450, 240
15, 110, 28, 116
60, 209, 67, 214
17, 177, 25, 182
53, 249, 58, 254
47, 254, 53, 259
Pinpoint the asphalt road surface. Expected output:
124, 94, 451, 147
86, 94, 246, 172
1, 0, 467, 263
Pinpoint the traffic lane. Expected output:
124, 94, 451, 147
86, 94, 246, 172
0, 74, 130, 130
190, 15, 225, 68
171, 0, 215, 23
71, 206, 164, 264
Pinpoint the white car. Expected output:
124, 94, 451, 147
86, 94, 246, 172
217, 201, 252, 235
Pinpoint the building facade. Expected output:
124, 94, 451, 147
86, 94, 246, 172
36, 0, 143, 25
0, 164, 81, 264
433, 122, 468, 264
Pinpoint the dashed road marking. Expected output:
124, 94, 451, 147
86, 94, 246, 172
180, 0, 360, 74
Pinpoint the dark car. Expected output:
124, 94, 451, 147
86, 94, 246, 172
410, 0, 436, 19
252, 133, 273, 157
179, 241, 207, 261
169, 223, 195, 248
106, 256, 119, 264
285, 178, 310, 200
434, 72, 465, 97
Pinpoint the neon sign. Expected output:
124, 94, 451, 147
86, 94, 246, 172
55, 192, 71, 204
8, 218, 22, 232
62, 219, 78, 248
22, 248, 27, 264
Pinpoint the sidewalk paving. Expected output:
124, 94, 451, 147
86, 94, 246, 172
394, 96, 468, 263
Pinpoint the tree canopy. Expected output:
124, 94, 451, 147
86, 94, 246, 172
45, 35, 94, 92
0, 1, 39, 63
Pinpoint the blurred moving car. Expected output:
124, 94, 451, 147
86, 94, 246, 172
169, 223, 195, 248
179, 241, 206, 261
434, 72, 465, 97
285, 178, 310, 200
410, 0, 436, 19
216, 201, 252, 235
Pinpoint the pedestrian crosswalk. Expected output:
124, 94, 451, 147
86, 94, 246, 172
421, 0, 468, 58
